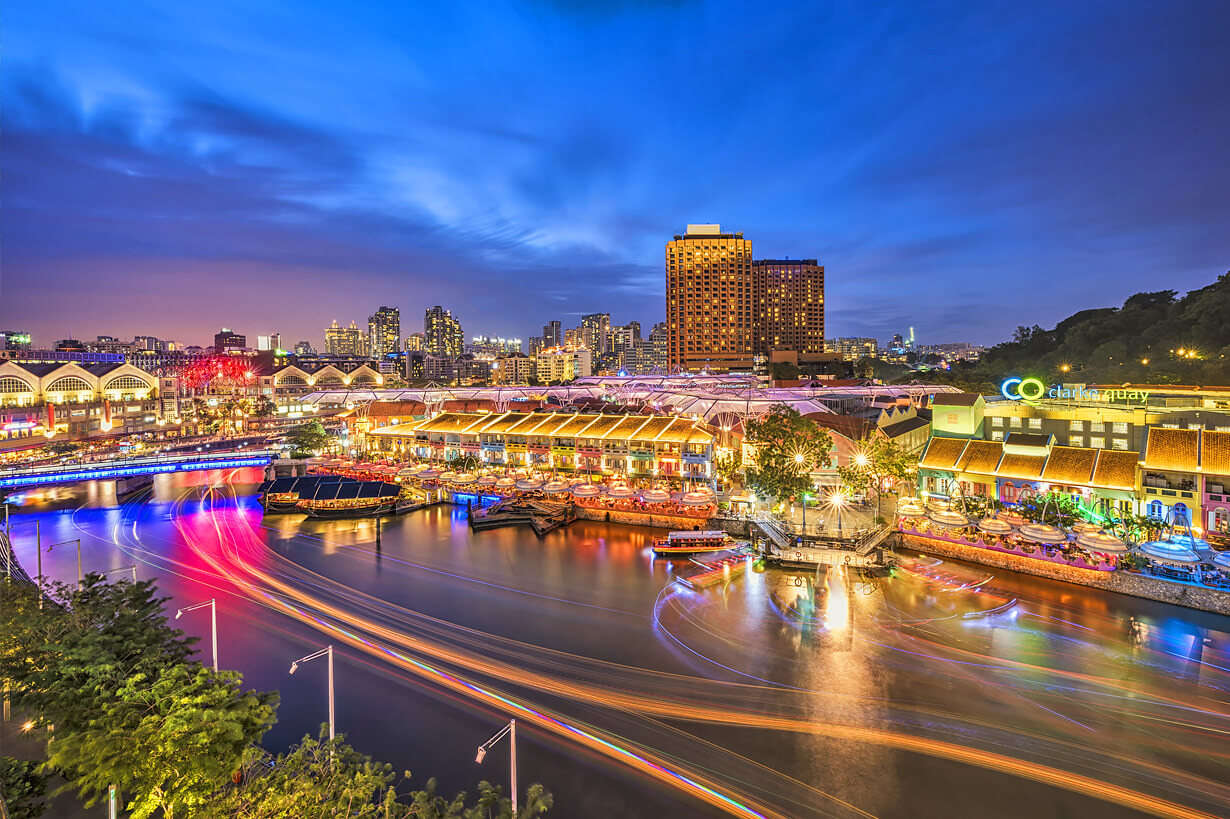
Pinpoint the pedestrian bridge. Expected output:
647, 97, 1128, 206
0, 450, 277, 490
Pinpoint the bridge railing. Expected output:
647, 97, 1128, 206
0, 449, 278, 479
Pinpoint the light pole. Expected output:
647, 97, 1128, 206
475, 718, 517, 816
828, 490, 847, 538
101, 565, 139, 583
48, 538, 83, 589
290, 645, 334, 741
176, 598, 218, 672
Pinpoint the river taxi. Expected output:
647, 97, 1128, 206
652, 530, 733, 556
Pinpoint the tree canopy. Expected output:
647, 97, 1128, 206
286, 420, 332, 458
921, 271, 1230, 390
743, 405, 833, 504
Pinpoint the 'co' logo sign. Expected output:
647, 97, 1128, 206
1000, 377, 1046, 403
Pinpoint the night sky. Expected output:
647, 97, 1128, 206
4, 1, 1228, 349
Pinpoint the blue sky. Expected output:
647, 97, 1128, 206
3, 0, 1228, 349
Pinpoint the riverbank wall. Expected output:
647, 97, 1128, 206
896, 533, 1230, 616
573, 506, 712, 530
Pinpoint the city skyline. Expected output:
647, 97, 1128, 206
4, 2, 1228, 346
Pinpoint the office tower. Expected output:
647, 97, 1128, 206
580, 313, 611, 354
424, 306, 464, 358
542, 320, 561, 348
535, 347, 592, 382
213, 328, 246, 353
368, 306, 401, 357
256, 333, 282, 352
324, 320, 365, 356
835, 337, 878, 360
752, 259, 825, 354
468, 336, 522, 356
665, 224, 754, 372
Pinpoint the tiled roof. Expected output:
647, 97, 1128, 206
574, 415, 623, 438
807, 413, 876, 441
919, 437, 968, 470
1003, 432, 1050, 449
880, 416, 930, 438
415, 412, 491, 435
12, 362, 66, 377
1143, 428, 1200, 471
931, 392, 982, 407
547, 413, 601, 437
1041, 446, 1097, 485
1091, 450, 1137, 490
633, 416, 678, 440
1201, 430, 1230, 476
657, 420, 714, 445
997, 453, 1047, 480
959, 440, 1004, 474
603, 415, 655, 440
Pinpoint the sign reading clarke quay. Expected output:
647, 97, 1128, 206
1000, 377, 1150, 405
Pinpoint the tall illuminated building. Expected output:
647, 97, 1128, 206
368, 306, 401, 357
665, 224, 754, 372
752, 259, 824, 354
424, 306, 464, 358
324, 320, 365, 356
580, 313, 611, 354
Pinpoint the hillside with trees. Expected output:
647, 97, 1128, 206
917, 271, 1230, 392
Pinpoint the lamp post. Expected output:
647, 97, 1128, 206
475, 718, 517, 816
289, 645, 334, 741
176, 598, 218, 672
48, 538, 83, 589
828, 490, 847, 538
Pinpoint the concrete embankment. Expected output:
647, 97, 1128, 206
896, 533, 1230, 616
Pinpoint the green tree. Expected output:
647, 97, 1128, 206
286, 420, 332, 458
48, 665, 277, 817
0, 577, 197, 736
837, 436, 916, 522
0, 756, 49, 819
743, 405, 833, 512
715, 450, 742, 489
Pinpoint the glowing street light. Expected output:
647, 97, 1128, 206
827, 490, 848, 538
289, 645, 334, 741
176, 598, 218, 672
475, 719, 518, 816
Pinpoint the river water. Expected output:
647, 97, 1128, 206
6, 469, 1229, 818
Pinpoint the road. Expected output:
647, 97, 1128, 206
5, 468, 1229, 818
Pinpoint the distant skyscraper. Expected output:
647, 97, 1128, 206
752, 259, 824, 354
404, 332, 425, 353
324, 320, 365, 356
294, 340, 314, 356
213, 328, 246, 354
835, 337, 878, 360
542, 320, 561, 348
467, 336, 522, 356
666, 224, 754, 372
368, 306, 401, 357
580, 313, 611, 354
256, 333, 282, 352
424, 306, 463, 358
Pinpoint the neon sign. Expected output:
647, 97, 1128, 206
1000, 378, 1149, 405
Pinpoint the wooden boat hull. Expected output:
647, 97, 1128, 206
652, 542, 733, 556
299, 501, 395, 519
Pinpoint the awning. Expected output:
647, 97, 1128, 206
1075, 531, 1129, 554
542, 481, 570, 493
1140, 539, 1201, 565
642, 489, 670, 503
515, 479, 544, 491
607, 486, 635, 498
977, 517, 1014, 534
1018, 523, 1068, 544
572, 484, 601, 497
680, 491, 711, 505
928, 509, 970, 528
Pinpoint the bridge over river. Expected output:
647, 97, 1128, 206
0, 449, 277, 490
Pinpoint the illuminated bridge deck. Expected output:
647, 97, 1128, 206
0, 450, 277, 489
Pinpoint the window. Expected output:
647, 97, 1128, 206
1188, 423, 1202, 430
1112, 438, 1129, 450
1162, 423, 1179, 429
991, 430, 1004, 441
991, 416, 1004, 427
1089, 437, 1105, 449
0, 377, 33, 394
1028, 418, 1042, 429
1069, 420, 1084, 431
1090, 421, 1105, 432
1009, 416, 1021, 428
1069, 435, 1084, 447
1112, 422, 1129, 434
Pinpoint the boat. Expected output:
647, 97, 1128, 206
296, 480, 401, 519
257, 475, 347, 513
652, 530, 733, 556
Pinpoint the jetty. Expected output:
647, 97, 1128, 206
469, 498, 577, 537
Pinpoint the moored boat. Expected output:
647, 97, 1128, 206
652, 530, 733, 556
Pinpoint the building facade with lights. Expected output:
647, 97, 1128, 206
369, 411, 717, 484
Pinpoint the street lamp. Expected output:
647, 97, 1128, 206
47, 538, 83, 589
475, 718, 517, 816
289, 645, 334, 741
176, 598, 218, 672
828, 490, 847, 538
